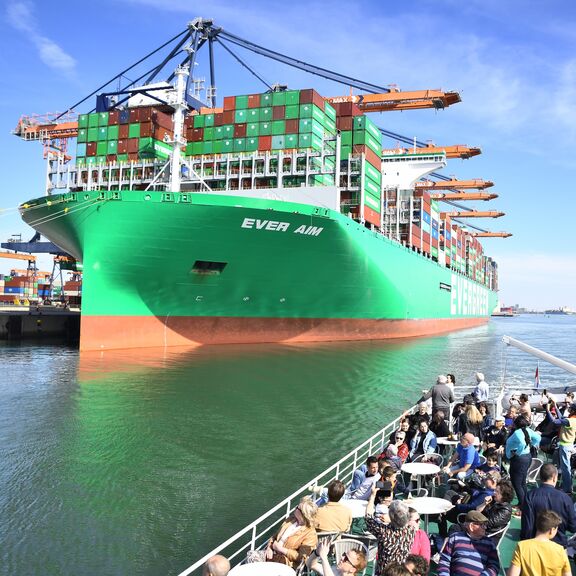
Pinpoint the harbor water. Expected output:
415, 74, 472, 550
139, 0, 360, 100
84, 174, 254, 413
1, 315, 575, 575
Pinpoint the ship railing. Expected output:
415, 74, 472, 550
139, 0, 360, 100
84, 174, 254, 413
176, 406, 417, 576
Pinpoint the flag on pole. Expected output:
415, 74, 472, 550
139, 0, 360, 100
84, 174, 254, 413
535, 362, 540, 389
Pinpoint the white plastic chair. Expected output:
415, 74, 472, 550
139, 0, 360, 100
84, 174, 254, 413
333, 539, 369, 576
527, 458, 544, 485
407, 487, 428, 498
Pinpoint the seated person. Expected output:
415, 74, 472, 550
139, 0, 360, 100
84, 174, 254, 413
482, 416, 508, 455
389, 418, 414, 451
315, 480, 352, 533
309, 539, 367, 576
347, 456, 379, 495
408, 402, 431, 429
429, 410, 450, 439
407, 420, 438, 462
442, 433, 480, 480
348, 456, 381, 501
476, 448, 500, 475
504, 405, 518, 429
383, 429, 410, 463
407, 508, 431, 562
266, 496, 318, 568
379, 444, 403, 472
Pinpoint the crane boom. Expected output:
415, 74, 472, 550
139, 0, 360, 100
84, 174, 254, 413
13, 112, 78, 141
382, 145, 481, 160
325, 89, 461, 112
441, 211, 504, 218
470, 232, 512, 238
416, 178, 494, 190
0, 251, 37, 262
431, 192, 498, 201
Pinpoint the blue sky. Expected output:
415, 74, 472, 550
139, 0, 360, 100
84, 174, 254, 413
1, 0, 575, 310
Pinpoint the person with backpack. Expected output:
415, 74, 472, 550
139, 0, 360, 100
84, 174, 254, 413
505, 415, 541, 513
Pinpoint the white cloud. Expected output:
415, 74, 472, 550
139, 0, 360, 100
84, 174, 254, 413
6, 1, 76, 75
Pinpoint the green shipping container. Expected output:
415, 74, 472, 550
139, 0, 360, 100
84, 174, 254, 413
202, 141, 214, 154
214, 126, 225, 140
259, 122, 272, 136
97, 112, 109, 126
97, 127, 108, 141
222, 139, 234, 152
431, 246, 439, 258
235, 109, 247, 123
299, 118, 324, 138
364, 162, 382, 185
259, 107, 273, 122
223, 125, 234, 138
193, 114, 205, 128
324, 102, 336, 122
341, 145, 352, 159
77, 128, 88, 143
87, 127, 99, 142
285, 134, 298, 148
76, 157, 86, 166
246, 137, 258, 152
260, 93, 273, 106
87, 114, 99, 128
213, 140, 223, 154
117, 154, 128, 162
96, 155, 106, 164
204, 127, 214, 140
192, 142, 204, 155
107, 125, 119, 140
340, 131, 353, 147
352, 131, 380, 155
78, 114, 89, 128
204, 114, 214, 127
247, 123, 259, 137
107, 140, 118, 154
363, 177, 381, 197
246, 108, 259, 121
128, 124, 140, 138
364, 192, 381, 213
235, 95, 249, 109
298, 133, 323, 150
86, 156, 98, 165
271, 135, 285, 149
285, 105, 300, 119
272, 120, 286, 135
233, 138, 246, 152
284, 90, 300, 106
271, 92, 286, 106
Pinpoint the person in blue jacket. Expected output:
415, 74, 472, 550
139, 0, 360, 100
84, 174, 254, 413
505, 415, 541, 511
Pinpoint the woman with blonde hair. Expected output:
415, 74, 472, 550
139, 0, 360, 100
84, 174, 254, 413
457, 403, 484, 441
267, 496, 318, 567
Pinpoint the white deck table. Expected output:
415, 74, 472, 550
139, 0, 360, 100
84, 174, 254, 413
406, 496, 453, 531
229, 562, 296, 576
341, 498, 368, 518
400, 462, 441, 491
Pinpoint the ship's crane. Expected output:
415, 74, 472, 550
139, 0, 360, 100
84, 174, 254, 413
325, 89, 461, 113
431, 192, 498, 201
0, 251, 37, 263
382, 145, 482, 160
441, 210, 504, 218
416, 178, 494, 190
470, 232, 512, 238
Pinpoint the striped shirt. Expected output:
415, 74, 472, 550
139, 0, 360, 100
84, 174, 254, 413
437, 530, 500, 576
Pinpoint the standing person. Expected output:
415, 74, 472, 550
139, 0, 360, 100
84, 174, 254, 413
266, 496, 318, 568
430, 410, 450, 439
446, 374, 456, 390
421, 375, 454, 417
520, 464, 576, 548
457, 404, 485, 441
509, 394, 533, 423
544, 398, 576, 495
558, 392, 575, 417
472, 372, 489, 402
202, 555, 230, 576
315, 480, 352, 533
365, 491, 416, 575
477, 402, 493, 431
505, 415, 541, 512
437, 510, 500, 576
509, 510, 571, 576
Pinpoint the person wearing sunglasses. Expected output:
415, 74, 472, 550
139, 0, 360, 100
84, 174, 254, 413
309, 539, 367, 576
407, 508, 430, 562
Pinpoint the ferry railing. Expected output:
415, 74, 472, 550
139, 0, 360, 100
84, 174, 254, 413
177, 406, 417, 576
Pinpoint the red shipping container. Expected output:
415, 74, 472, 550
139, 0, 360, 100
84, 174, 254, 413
191, 128, 204, 142
214, 113, 224, 127
117, 139, 127, 153
234, 123, 247, 138
335, 102, 362, 116
140, 121, 153, 138
258, 135, 272, 151
184, 115, 195, 129
248, 94, 261, 108
223, 96, 236, 111
108, 110, 119, 125
153, 109, 173, 130
129, 109, 139, 123
423, 231, 431, 243
128, 153, 139, 161
364, 205, 380, 226
299, 89, 325, 111
106, 154, 117, 162
127, 138, 139, 153
223, 110, 235, 124
337, 116, 353, 131
153, 126, 173, 142
272, 106, 285, 120
285, 119, 299, 134
137, 107, 153, 122
352, 145, 381, 170
119, 124, 129, 139
86, 142, 97, 156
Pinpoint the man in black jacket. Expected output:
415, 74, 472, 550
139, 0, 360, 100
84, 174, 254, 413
520, 463, 576, 547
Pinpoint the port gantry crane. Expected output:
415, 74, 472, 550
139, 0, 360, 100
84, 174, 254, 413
12, 17, 509, 239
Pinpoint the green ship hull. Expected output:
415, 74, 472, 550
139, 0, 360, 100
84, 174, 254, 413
21, 190, 497, 350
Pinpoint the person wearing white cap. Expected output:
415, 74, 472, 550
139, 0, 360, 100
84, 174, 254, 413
472, 372, 489, 402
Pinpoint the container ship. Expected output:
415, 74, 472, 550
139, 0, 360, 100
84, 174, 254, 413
16, 21, 505, 351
